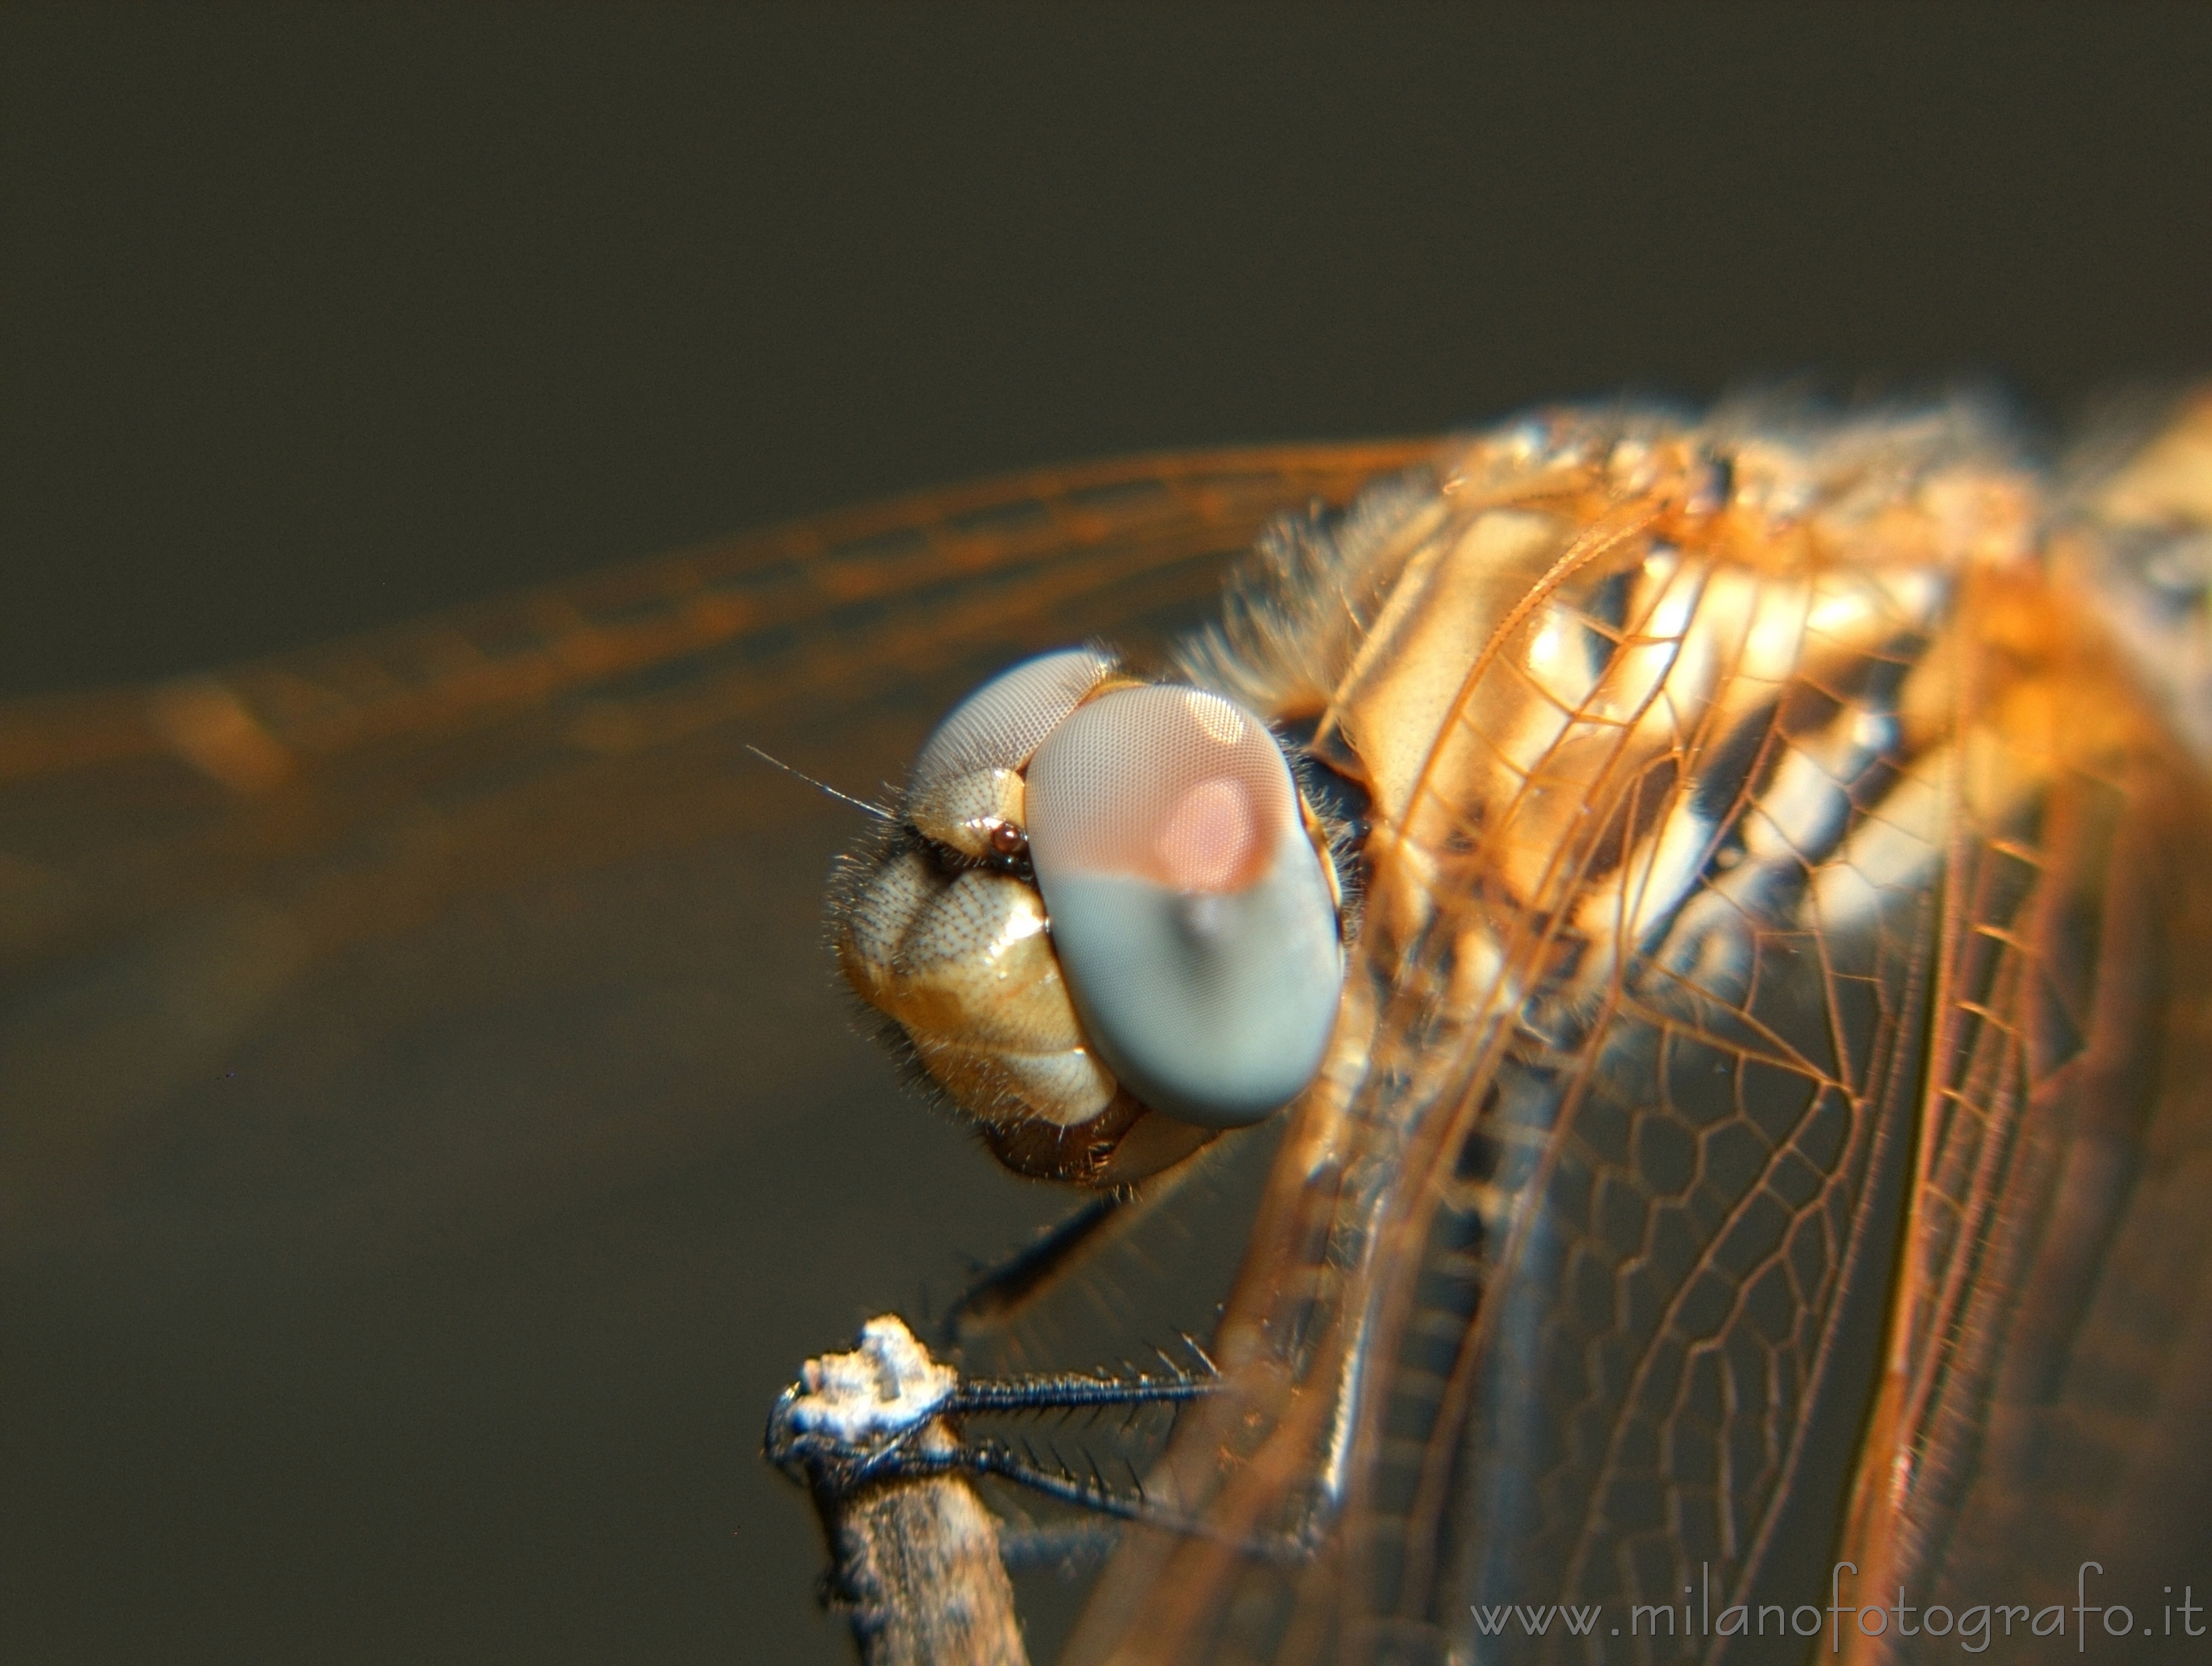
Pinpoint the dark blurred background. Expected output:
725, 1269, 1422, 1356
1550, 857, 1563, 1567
4, 6, 2210, 1664
12, 5, 2212, 702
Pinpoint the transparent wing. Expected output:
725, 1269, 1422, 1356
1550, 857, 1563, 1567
1835, 396, 2212, 1661
0, 444, 1428, 1274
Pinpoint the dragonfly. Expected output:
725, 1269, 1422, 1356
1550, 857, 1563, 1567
6, 398, 2209, 1665
815, 393, 2212, 1666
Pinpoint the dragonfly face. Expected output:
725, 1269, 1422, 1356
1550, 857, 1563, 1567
829, 397, 2212, 1665
833, 646, 1351, 1183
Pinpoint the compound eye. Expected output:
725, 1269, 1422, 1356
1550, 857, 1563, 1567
1025, 684, 1343, 1129
910, 648, 1118, 793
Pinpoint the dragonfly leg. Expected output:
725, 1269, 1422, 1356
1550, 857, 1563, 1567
769, 1315, 1285, 1573
940, 1159, 1203, 1345
992, 1517, 1120, 1577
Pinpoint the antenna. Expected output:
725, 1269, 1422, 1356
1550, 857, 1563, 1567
744, 744, 896, 821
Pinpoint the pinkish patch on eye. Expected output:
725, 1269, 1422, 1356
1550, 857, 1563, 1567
1154, 776, 1262, 893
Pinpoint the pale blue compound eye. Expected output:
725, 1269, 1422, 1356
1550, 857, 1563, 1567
1025, 684, 1344, 1129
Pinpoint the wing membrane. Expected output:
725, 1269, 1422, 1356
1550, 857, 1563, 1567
0, 444, 1427, 1282
1837, 400, 2212, 1661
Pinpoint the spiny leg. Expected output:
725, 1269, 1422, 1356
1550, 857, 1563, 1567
941, 1157, 1207, 1346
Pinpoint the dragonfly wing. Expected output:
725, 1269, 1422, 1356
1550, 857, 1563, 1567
1837, 395, 2212, 1661
0, 444, 1427, 1288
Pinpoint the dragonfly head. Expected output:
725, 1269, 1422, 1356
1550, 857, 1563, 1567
833, 647, 1349, 1185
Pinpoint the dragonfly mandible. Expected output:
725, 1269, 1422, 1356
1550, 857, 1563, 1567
817, 393, 2212, 1666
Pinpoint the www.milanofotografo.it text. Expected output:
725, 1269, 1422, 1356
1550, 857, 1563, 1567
1468, 1565, 2206, 1652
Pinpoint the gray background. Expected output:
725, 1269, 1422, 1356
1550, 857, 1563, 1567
4, 6, 2210, 1664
